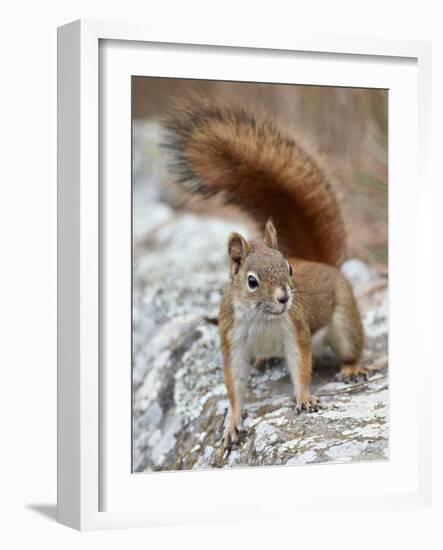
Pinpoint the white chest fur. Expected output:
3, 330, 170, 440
230, 306, 296, 360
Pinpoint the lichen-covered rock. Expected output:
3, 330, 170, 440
132, 195, 389, 472
132, 120, 389, 471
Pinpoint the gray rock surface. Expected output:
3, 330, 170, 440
132, 121, 389, 472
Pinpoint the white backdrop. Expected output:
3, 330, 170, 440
0, 0, 441, 548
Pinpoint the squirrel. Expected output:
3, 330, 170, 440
161, 97, 366, 452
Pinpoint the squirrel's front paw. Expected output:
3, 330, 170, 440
295, 394, 321, 414
223, 423, 241, 454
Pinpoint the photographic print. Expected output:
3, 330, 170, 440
132, 78, 388, 472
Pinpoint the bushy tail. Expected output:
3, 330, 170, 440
161, 98, 347, 266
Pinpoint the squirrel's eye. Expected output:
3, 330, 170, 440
289, 265, 293, 277
247, 275, 259, 290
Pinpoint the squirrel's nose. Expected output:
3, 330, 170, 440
276, 288, 289, 304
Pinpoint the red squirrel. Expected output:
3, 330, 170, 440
161, 98, 365, 452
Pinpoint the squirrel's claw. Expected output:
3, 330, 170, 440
222, 425, 239, 456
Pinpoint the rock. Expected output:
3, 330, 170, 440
132, 124, 389, 472
341, 258, 373, 289
132, 209, 389, 472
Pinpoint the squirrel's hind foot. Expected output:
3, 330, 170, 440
335, 364, 369, 384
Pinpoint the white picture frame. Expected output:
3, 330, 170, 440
57, 19, 434, 531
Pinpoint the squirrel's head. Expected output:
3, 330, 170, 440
227, 220, 294, 319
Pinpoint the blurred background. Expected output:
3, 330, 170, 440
133, 77, 388, 265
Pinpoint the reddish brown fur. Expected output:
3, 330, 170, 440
288, 257, 364, 362
161, 97, 347, 266
217, 230, 364, 448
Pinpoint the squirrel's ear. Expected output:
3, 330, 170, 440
228, 232, 250, 275
263, 219, 278, 249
